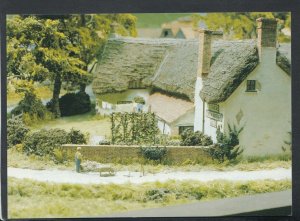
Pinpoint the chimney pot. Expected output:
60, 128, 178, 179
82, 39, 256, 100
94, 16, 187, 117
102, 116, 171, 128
257, 18, 278, 48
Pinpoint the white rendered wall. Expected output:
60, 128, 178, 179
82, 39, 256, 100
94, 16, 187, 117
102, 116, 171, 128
158, 120, 171, 135
194, 77, 204, 132
194, 77, 220, 142
222, 48, 291, 156
203, 104, 222, 143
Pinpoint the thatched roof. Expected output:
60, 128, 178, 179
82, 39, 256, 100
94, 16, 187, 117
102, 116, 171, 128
92, 37, 199, 101
148, 93, 194, 124
92, 36, 291, 103
201, 41, 291, 103
276, 43, 291, 75
176, 27, 197, 39
200, 40, 259, 103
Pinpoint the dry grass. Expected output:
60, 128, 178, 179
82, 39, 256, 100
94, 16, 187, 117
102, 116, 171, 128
8, 148, 73, 170
30, 112, 111, 138
8, 177, 291, 218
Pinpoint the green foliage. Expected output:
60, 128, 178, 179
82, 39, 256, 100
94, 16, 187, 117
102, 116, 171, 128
111, 112, 159, 145
99, 140, 111, 145
57, 92, 91, 116
140, 146, 167, 162
133, 96, 145, 104
10, 81, 51, 122
68, 128, 88, 144
180, 129, 213, 146
22, 128, 87, 157
193, 12, 291, 41
53, 148, 68, 164
7, 116, 30, 148
207, 125, 243, 163
23, 129, 70, 157
7, 15, 137, 117
134, 13, 193, 28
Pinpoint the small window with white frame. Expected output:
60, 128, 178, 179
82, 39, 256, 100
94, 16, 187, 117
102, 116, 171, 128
246, 80, 256, 92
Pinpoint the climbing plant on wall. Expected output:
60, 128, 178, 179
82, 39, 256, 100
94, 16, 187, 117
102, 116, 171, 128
111, 112, 159, 145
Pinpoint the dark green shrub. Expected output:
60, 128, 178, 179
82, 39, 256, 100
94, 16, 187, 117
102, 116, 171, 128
99, 140, 111, 145
50, 92, 91, 117
23, 129, 69, 156
145, 188, 170, 202
133, 96, 145, 104
206, 125, 243, 163
140, 146, 167, 162
180, 129, 213, 146
68, 128, 87, 144
11, 91, 49, 120
7, 116, 30, 148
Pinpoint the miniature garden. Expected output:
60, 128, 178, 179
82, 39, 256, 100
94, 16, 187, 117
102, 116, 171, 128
6, 14, 291, 218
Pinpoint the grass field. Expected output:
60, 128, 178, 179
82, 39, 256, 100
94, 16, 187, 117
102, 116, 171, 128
134, 13, 194, 28
8, 177, 291, 218
30, 112, 111, 139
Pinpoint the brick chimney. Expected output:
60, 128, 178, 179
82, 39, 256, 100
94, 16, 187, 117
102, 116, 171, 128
256, 18, 278, 60
198, 29, 212, 77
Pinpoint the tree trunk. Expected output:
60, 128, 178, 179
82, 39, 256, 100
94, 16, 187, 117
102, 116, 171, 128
79, 83, 86, 93
52, 73, 62, 118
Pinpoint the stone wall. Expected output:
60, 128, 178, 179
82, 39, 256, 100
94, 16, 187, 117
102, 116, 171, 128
62, 144, 212, 165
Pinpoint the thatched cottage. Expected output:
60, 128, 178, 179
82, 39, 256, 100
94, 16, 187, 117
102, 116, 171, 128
92, 18, 291, 155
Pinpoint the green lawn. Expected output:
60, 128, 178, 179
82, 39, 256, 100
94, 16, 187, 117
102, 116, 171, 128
134, 13, 194, 28
8, 177, 291, 218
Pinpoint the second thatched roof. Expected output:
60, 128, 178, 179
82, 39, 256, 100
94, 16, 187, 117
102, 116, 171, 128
92, 36, 291, 103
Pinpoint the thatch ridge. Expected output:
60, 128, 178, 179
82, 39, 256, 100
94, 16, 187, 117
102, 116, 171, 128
200, 40, 259, 103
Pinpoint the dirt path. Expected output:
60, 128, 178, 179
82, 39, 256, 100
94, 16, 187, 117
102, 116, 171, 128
8, 167, 291, 185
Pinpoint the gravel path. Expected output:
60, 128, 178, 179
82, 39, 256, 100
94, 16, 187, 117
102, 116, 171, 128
8, 167, 291, 185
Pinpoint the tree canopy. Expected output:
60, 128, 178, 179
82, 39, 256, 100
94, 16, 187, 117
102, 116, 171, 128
192, 12, 291, 42
7, 14, 137, 117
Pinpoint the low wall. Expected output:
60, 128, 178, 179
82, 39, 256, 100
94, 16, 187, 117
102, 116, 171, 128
62, 144, 213, 165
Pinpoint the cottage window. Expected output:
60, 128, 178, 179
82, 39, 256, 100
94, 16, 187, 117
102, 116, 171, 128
208, 104, 219, 113
246, 80, 256, 92
210, 119, 217, 128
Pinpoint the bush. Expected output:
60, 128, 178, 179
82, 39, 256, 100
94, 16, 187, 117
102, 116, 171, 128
11, 91, 50, 121
7, 116, 30, 148
23, 128, 88, 157
206, 125, 243, 163
68, 128, 87, 144
133, 96, 145, 104
23, 129, 70, 157
180, 129, 213, 146
50, 92, 91, 117
99, 140, 111, 145
140, 146, 167, 162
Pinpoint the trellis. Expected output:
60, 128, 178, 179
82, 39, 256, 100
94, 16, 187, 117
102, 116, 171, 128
111, 112, 158, 145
